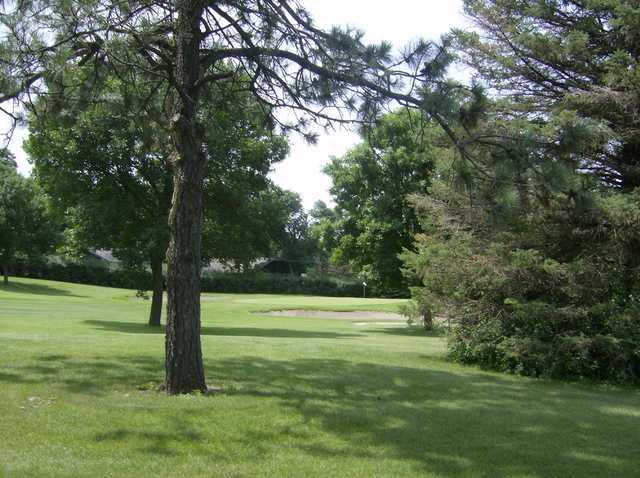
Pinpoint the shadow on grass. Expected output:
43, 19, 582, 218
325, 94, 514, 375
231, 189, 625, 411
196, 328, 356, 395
369, 326, 448, 338
207, 357, 640, 477
0, 354, 162, 395
1, 353, 639, 476
0, 281, 87, 297
95, 421, 207, 457
83, 319, 362, 339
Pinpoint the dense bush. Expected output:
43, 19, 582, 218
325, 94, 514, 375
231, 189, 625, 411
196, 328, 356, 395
402, 192, 640, 383
10, 258, 372, 297
448, 298, 640, 383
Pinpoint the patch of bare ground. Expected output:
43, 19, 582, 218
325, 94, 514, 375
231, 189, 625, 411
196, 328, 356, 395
258, 310, 406, 321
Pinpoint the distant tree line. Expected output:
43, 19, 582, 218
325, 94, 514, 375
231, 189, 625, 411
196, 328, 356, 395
0, 148, 58, 284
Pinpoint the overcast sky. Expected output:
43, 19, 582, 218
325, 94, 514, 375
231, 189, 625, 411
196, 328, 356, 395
5, 1, 467, 210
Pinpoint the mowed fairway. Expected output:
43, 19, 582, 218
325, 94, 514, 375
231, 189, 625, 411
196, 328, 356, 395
1, 278, 639, 478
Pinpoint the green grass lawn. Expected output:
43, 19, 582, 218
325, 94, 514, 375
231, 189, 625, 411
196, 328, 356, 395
1, 277, 639, 477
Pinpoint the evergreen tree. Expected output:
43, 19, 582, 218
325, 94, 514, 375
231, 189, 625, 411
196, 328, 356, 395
398, 0, 640, 381
2, 0, 441, 393
454, 0, 640, 189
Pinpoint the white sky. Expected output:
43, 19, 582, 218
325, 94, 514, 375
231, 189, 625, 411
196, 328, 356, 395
271, 0, 467, 209
5, 0, 467, 210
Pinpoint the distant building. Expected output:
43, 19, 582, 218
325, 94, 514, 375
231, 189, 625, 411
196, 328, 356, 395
88, 249, 120, 264
254, 257, 307, 275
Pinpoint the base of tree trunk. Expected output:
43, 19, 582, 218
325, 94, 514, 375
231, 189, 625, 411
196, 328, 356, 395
148, 258, 164, 327
422, 311, 434, 330
158, 383, 222, 395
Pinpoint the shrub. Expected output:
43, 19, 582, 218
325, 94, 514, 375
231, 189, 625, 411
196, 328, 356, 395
11, 258, 153, 290
10, 258, 377, 297
404, 192, 640, 383
447, 299, 640, 383
200, 271, 367, 296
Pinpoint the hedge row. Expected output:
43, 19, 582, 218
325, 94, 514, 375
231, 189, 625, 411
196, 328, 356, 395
12, 260, 153, 290
10, 259, 371, 298
200, 272, 366, 296
448, 303, 640, 383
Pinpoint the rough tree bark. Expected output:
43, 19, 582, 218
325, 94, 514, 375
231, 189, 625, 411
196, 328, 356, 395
148, 256, 164, 327
164, 0, 207, 394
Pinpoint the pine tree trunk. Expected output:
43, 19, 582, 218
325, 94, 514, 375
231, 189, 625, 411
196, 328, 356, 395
148, 257, 164, 327
164, 0, 207, 394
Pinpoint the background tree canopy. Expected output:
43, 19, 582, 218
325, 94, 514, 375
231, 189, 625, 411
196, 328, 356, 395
0, 154, 58, 284
25, 66, 291, 326
321, 110, 450, 296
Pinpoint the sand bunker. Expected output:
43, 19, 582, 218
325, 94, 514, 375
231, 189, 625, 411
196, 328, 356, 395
258, 310, 406, 321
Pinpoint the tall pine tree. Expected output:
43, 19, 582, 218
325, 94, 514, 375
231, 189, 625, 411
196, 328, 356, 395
1, 0, 444, 393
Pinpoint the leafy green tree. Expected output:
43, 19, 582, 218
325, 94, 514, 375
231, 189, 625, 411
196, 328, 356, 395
27, 89, 171, 325
309, 200, 340, 273
324, 110, 448, 295
26, 70, 288, 327
203, 185, 310, 272
0, 148, 17, 169
272, 190, 316, 268
0, 159, 58, 283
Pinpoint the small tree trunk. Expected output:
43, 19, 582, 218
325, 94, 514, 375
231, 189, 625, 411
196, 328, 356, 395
148, 257, 164, 327
164, 0, 207, 395
2, 263, 8, 284
423, 309, 434, 330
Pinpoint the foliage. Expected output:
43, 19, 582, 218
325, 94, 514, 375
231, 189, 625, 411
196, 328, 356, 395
453, 0, 640, 190
12, 257, 156, 291
395, 0, 640, 383
308, 200, 339, 272
26, 67, 290, 269
201, 271, 364, 297
322, 110, 448, 296
0, 163, 58, 281
0, 148, 17, 169
402, 188, 640, 382
25, 64, 292, 325
204, 186, 317, 272
10, 257, 370, 298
